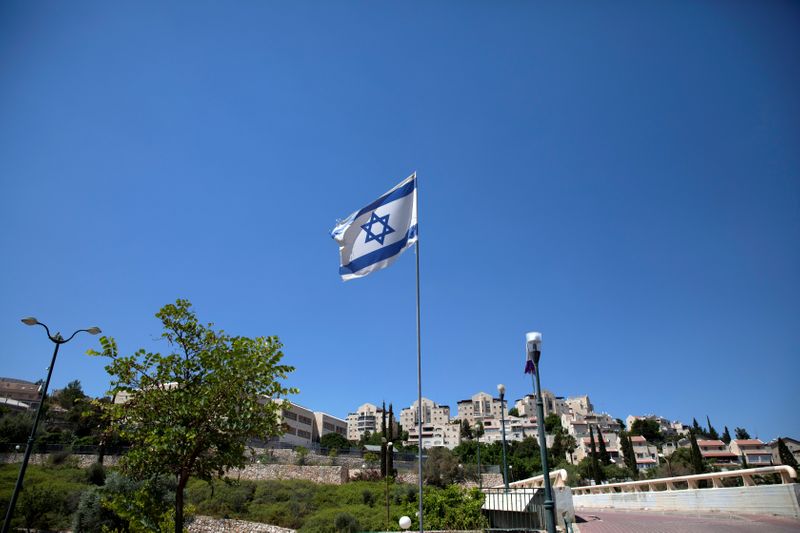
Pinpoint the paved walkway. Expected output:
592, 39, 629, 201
574, 509, 800, 533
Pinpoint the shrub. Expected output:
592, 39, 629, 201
49, 450, 73, 466
333, 512, 359, 533
86, 461, 107, 485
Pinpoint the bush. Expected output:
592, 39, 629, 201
49, 450, 74, 466
86, 461, 107, 485
333, 512, 360, 533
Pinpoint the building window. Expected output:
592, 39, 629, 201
298, 415, 313, 425
283, 410, 297, 420
297, 429, 311, 439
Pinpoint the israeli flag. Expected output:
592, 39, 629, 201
331, 173, 418, 281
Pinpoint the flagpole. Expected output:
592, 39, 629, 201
414, 175, 424, 533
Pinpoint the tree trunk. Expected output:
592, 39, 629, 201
176, 472, 188, 533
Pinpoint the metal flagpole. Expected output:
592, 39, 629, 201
414, 174, 424, 533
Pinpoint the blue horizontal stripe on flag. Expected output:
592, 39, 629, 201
353, 177, 416, 221
339, 225, 418, 275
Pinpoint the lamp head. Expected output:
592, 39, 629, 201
399, 516, 412, 530
497, 383, 506, 397
86, 327, 102, 335
21, 317, 38, 326
526, 331, 542, 354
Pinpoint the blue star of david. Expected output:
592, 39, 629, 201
361, 212, 395, 245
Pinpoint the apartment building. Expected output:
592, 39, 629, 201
0, 377, 41, 409
564, 395, 593, 417
456, 391, 506, 425
481, 415, 538, 443
514, 390, 569, 418
400, 397, 458, 449
573, 432, 621, 463
768, 437, 800, 466
275, 400, 316, 447
697, 439, 738, 467
629, 435, 658, 471
346, 403, 396, 442
564, 412, 621, 441
729, 439, 773, 466
626, 415, 687, 437
399, 397, 451, 433
314, 411, 348, 442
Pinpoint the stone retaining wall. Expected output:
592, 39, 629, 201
187, 515, 296, 533
231, 464, 349, 485
0, 453, 120, 467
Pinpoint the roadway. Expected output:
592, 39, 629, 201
574, 509, 800, 532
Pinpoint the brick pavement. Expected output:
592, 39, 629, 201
574, 509, 800, 533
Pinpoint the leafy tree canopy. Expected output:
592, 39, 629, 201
88, 299, 296, 533
320, 432, 350, 451
544, 414, 561, 433
734, 427, 751, 440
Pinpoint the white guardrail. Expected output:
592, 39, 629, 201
571, 465, 798, 494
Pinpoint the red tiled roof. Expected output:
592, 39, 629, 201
636, 458, 657, 464
701, 451, 738, 458
697, 440, 725, 446
630, 436, 646, 442
743, 450, 771, 455
734, 439, 764, 445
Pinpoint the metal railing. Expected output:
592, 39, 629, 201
571, 465, 798, 494
482, 487, 546, 532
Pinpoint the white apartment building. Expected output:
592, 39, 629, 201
407, 419, 462, 449
563, 411, 621, 441
456, 391, 506, 425
399, 397, 451, 433
400, 397, 458, 449
346, 403, 396, 442
629, 435, 658, 471
514, 390, 569, 418
696, 439, 739, 467
729, 439, 773, 466
481, 415, 538, 443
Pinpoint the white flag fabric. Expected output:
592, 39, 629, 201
331, 173, 418, 281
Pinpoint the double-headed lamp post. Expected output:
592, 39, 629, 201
525, 331, 556, 533
497, 383, 509, 491
2, 318, 101, 533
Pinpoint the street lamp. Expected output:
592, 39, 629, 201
525, 331, 556, 533
497, 383, 509, 490
2, 318, 101, 533
476, 420, 483, 490
384, 440, 393, 530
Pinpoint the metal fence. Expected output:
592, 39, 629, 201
481, 487, 547, 532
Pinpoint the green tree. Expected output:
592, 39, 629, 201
588, 426, 603, 484
706, 416, 719, 440
735, 427, 751, 440
460, 419, 473, 440
777, 438, 798, 469
380, 402, 387, 477
507, 407, 519, 417
423, 447, 462, 488
630, 419, 661, 443
53, 380, 87, 410
620, 432, 638, 480
689, 430, 705, 474
544, 414, 562, 433
88, 299, 296, 533
721, 426, 732, 445
596, 427, 611, 466
320, 432, 350, 451
387, 403, 395, 476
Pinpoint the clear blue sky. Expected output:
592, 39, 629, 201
1, 2, 798, 441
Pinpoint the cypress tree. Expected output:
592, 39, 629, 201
597, 426, 611, 466
721, 426, 732, 445
387, 403, 395, 476
777, 438, 798, 469
588, 426, 603, 484
692, 418, 703, 436
380, 402, 387, 477
706, 416, 719, 440
621, 432, 638, 480
689, 430, 705, 474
